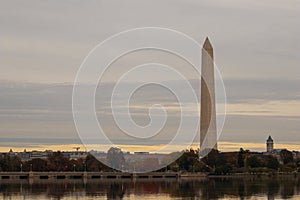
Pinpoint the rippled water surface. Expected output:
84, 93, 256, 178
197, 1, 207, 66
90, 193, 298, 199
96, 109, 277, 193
0, 176, 300, 199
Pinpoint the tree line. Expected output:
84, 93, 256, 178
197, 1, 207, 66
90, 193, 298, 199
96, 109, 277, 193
164, 148, 299, 174
0, 148, 299, 174
0, 152, 110, 172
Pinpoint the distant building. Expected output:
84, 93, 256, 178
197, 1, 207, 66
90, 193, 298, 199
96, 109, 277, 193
266, 135, 274, 153
134, 152, 149, 155
0, 149, 88, 161
8, 149, 16, 157
292, 151, 300, 158
30, 150, 53, 160
65, 151, 87, 160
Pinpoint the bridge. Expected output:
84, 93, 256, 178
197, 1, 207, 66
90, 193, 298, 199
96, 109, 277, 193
0, 171, 207, 181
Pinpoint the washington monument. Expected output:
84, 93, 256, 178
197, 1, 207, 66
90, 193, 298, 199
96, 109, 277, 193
200, 37, 217, 151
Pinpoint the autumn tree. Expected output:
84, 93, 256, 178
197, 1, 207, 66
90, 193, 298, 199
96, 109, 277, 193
280, 149, 293, 164
237, 148, 245, 168
107, 147, 125, 170
86, 153, 111, 172
266, 155, 279, 170
176, 149, 201, 172
247, 156, 264, 168
47, 151, 70, 171
0, 155, 21, 172
201, 149, 219, 168
24, 158, 48, 171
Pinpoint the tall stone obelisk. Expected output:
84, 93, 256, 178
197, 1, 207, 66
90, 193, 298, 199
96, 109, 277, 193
200, 37, 217, 151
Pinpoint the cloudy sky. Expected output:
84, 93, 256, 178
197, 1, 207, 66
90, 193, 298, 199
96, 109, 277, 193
0, 0, 299, 152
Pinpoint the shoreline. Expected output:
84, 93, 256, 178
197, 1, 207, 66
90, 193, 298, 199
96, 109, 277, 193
0, 171, 298, 182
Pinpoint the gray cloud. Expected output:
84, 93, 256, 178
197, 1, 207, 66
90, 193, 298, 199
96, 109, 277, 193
224, 78, 300, 103
1, 0, 299, 82
0, 0, 299, 150
0, 78, 299, 145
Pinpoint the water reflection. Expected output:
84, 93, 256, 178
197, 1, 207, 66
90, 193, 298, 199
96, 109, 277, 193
0, 176, 299, 199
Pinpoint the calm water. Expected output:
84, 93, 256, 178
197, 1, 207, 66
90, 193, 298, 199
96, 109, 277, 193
0, 176, 299, 199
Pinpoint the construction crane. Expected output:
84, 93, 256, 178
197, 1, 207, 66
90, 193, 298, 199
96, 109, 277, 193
73, 147, 80, 152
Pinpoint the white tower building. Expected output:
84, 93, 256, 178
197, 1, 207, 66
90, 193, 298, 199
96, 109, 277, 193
266, 135, 274, 153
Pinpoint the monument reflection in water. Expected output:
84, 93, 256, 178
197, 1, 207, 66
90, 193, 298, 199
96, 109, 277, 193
0, 177, 299, 199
